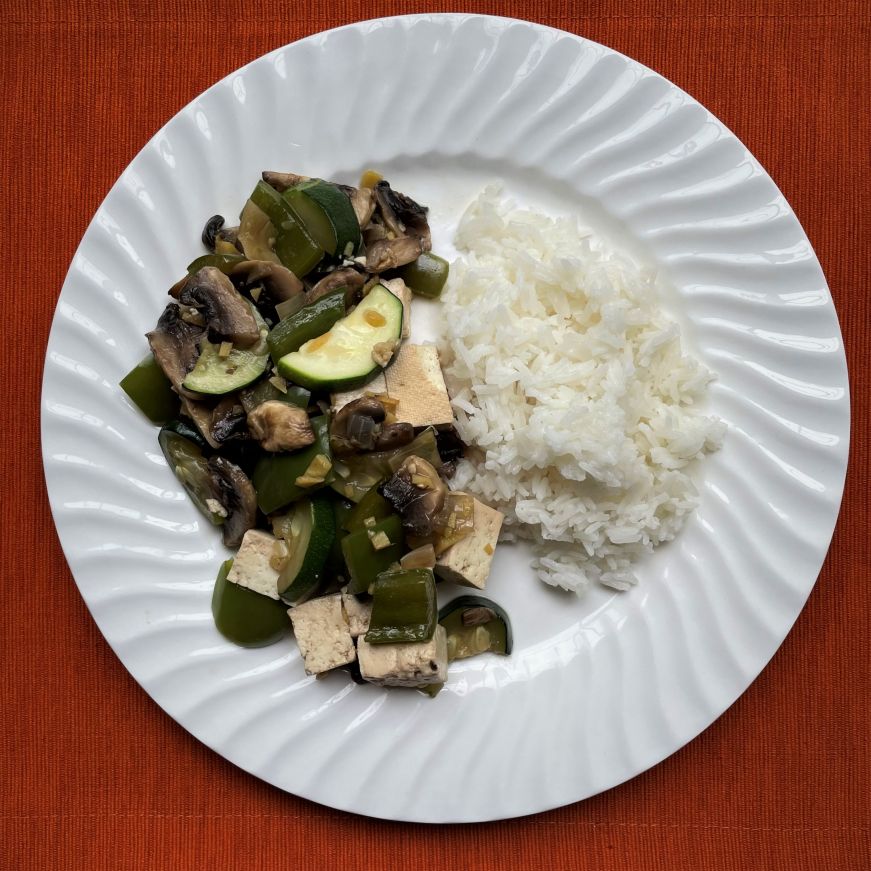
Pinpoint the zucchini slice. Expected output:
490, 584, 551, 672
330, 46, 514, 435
181, 339, 270, 395
266, 288, 346, 364
273, 496, 336, 606
182, 304, 270, 396
438, 595, 513, 660
277, 284, 402, 390
286, 180, 362, 258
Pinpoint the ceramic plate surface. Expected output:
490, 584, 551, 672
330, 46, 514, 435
42, 14, 849, 822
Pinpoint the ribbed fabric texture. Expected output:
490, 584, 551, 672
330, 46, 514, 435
3, 1, 868, 868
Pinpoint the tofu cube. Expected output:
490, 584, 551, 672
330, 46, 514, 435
332, 344, 454, 429
288, 593, 356, 675
226, 529, 281, 599
382, 344, 453, 428
381, 277, 412, 338
435, 496, 503, 590
341, 588, 372, 638
357, 625, 448, 687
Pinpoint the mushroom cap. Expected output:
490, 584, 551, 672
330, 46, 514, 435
374, 422, 414, 452
261, 170, 309, 192
307, 267, 365, 305
146, 303, 206, 400
380, 455, 447, 537
229, 259, 304, 303
210, 396, 249, 445
373, 180, 431, 246
349, 187, 376, 229
207, 456, 257, 548
330, 396, 386, 456
247, 401, 315, 453
178, 266, 261, 347
365, 236, 427, 273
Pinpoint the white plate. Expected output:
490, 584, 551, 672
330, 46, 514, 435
42, 14, 849, 822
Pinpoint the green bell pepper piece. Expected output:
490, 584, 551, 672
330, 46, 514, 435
120, 354, 180, 424
341, 514, 404, 595
211, 559, 289, 647
326, 497, 354, 578
266, 289, 346, 364
343, 483, 392, 532
251, 415, 333, 514
239, 379, 310, 412
396, 252, 450, 299
365, 568, 437, 644
249, 181, 323, 278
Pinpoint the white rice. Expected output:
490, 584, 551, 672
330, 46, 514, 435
439, 186, 726, 594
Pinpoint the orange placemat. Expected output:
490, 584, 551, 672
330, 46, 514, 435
3, 1, 868, 868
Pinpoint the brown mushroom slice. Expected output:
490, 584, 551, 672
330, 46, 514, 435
307, 267, 365, 304
349, 186, 376, 229
207, 456, 257, 548
373, 422, 414, 452
178, 266, 260, 348
380, 455, 447, 538
365, 236, 427, 273
247, 401, 315, 453
373, 180, 432, 246
261, 170, 309, 192
330, 396, 386, 456
329, 396, 416, 458
229, 259, 304, 303
362, 222, 389, 247
210, 395, 249, 445
215, 225, 243, 255
146, 303, 206, 400
179, 396, 221, 449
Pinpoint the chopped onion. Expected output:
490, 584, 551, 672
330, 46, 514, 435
400, 544, 436, 570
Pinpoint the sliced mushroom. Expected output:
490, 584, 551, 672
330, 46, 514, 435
435, 425, 466, 462
307, 267, 365, 305
179, 396, 221, 449
207, 456, 257, 548
330, 396, 415, 456
330, 396, 385, 456
229, 259, 304, 303
247, 401, 315, 453
374, 422, 414, 452
261, 170, 309, 192
380, 455, 447, 538
365, 236, 427, 273
349, 187, 376, 229
211, 396, 249, 445
215, 225, 243, 255
201, 215, 225, 251
178, 267, 260, 347
362, 222, 389, 247
373, 180, 431, 246
146, 303, 206, 400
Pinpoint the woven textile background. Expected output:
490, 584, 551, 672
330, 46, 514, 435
3, 1, 868, 868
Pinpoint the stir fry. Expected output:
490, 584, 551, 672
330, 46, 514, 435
120, 170, 511, 692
